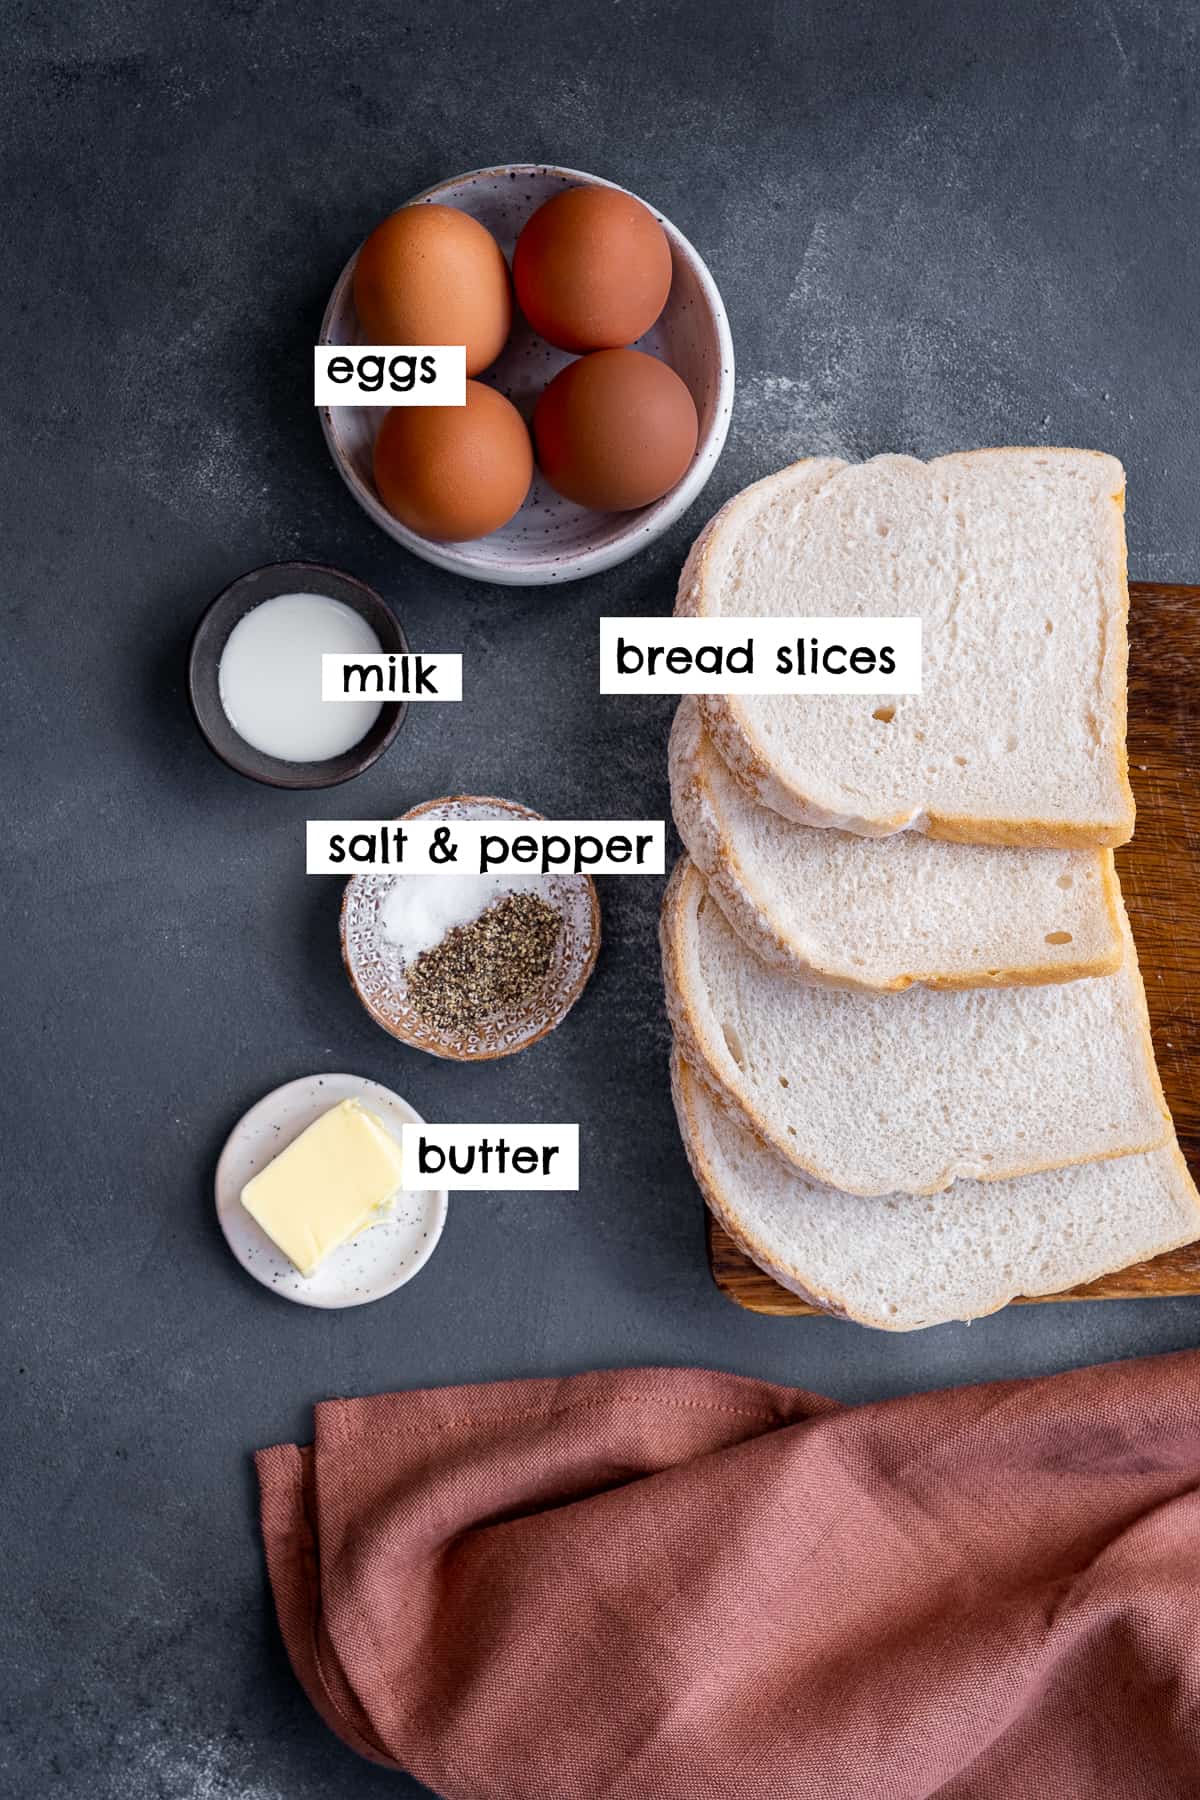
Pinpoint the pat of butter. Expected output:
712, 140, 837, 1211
240, 1098, 403, 1277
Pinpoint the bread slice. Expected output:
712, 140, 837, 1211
676, 450, 1134, 848
661, 858, 1171, 1195
672, 1052, 1200, 1331
669, 695, 1123, 991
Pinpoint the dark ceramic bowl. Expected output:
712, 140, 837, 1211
187, 562, 409, 789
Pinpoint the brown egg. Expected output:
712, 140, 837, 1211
373, 381, 533, 541
353, 205, 512, 376
533, 349, 698, 511
513, 186, 673, 353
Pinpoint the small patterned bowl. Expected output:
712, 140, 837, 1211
339, 795, 601, 1061
319, 164, 735, 585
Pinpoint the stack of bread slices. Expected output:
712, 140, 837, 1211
662, 449, 1200, 1330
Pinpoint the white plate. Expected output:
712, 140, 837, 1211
215, 1073, 448, 1309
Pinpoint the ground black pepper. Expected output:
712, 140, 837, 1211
406, 893, 562, 1031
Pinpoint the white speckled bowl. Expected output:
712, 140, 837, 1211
318, 164, 735, 585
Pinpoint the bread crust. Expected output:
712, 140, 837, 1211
668, 1048, 856, 1323
660, 856, 1171, 1196
675, 450, 1136, 849
669, 696, 1125, 992
670, 1049, 1200, 1332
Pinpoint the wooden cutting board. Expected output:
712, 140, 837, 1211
706, 582, 1200, 1316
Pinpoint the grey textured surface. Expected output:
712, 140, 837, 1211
3, 2, 1199, 1795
